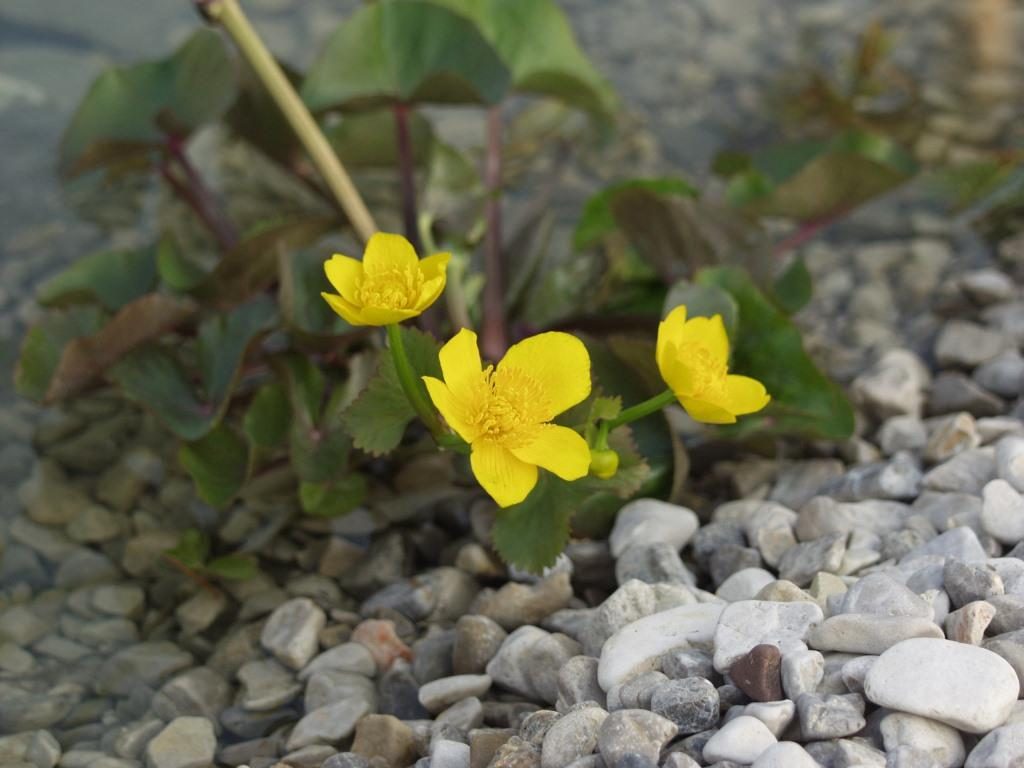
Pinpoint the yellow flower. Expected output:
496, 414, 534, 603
423, 329, 592, 507
321, 232, 450, 326
656, 305, 770, 424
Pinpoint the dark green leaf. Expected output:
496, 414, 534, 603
302, 1, 511, 110
773, 255, 812, 315
61, 29, 236, 175
37, 247, 157, 311
157, 236, 210, 292
299, 475, 368, 518
574, 177, 698, 250
290, 421, 353, 483
278, 248, 354, 337
431, 0, 614, 116
179, 424, 250, 507
697, 266, 854, 439
491, 473, 586, 572
206, 554, 259, 580
110, 347, 212, 440
14, 306, 104, 401
324, 109, 435, 169
278, 355, 326, 426
166, 529, 209, 569
197, 296, 277, 406
244, 381, 290, 449
722, 130, 917, 221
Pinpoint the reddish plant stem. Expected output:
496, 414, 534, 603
772, 207, 849, 258
162, 137, 240, 253
392, 103, 423, 254
481, 105, 508, 359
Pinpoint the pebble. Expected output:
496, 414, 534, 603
299, 642, 376, 680
716, 568, 776, 602
431, 738, 470, 768
452, 615, 507, 675
997, 436, 1024, 492
921, 448, 996, 495
650, 677, 719, 734
597, 709, 677, 766
935, 321, 1008, 368
974, 351, 1024, 398
608, 499, 700, 557
944, 559, 1004, 606
238, 658, 303, 711
839, 573, 933, 618
851, 349, 930, 418
557, 655, 605, 709
966, 722, 1024, 768
728, 644, 782, 702
597, 603, 723, 690
946, 600, 997, 645
418, 674, 492, 714
351, 618, 413, 671
880, 712, 965, 768
97, 642, 194, 696
472, 573, 573, 630
809, 613, 943, 654
304, 670, 376, 712
796, 692, 866, 739
712, 600, 823, 672
781, 649, 824, 700
540, 704, 608, 768
702, 715, 777, 764
864, 638, 1020, 733
260, 598, 325, 670
981, 479, 1024, 544
285, 697, 373, 750
144, 717, 216, 768
777, 533, 847, 586
750, 741, 821, 768
743, 699, 795, 738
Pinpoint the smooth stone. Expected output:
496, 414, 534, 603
902, 527, 988, 564
607, 670, 667, 712
981, 480, 1024, 544
144, 717, 216, 768
712, 600, 824, 673
151, 668, 231, 726
238, 658, 302, 711
471, 573, 573, 630
880, 712, 965, 768
796, 692, 866, 740
851, 349, 930, 419
935, 320, 1008, 368
703, 716, 777, 764
717, 568, 776, 602
826, 452, 922, 502
796, 497, 908, 539
808, 614, 943, 654
924, 412, 982, 463
838, 573, 933, 618
660, 648, 714, 681
540, 704, 608, 768
418, 675, 492, 714
452, 615, 507, 675
431, 739, 470, 768
91, 585, 145, 619
487, 626, 549, 699
598, 603, 724, 690
966, 722, 1024, 768
864, 638, 1020, 733
486, 736, 539, 767
616, 543, 696, 587
650, 677, 719, 734
879, 416, 929, 456
921, 448, 996, 495
946, 601, 996, 645
928, 372, 1005, 418
781, 650, 824, 700
989, 595, 1024, 634
729, 644, 782, 702
743, 700, 795, 738
97, 642, 194, 696
997, 437, 1024, 493
304, 670, 376, 712
584, 580, 657, 657
609, 499, 699, 558
299, 642, 376, 681
944, 559, 1004, 607
597, 709, 676, 766
754, 580, 816, 604
750, 742, 820, 768
285, 698, 373, 750
260, 598, 326, 671
557, 656, 605, 709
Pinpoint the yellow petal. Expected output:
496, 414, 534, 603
471, 441, 538, 508
439, 328, 483, 400
510, 424, 590, 481
362, 232, 418, 273
656, 305, 688, 377
321, 292, 370, 325
415, 275, 446, 312
358, 305, 421, 325
498, 332, 591, 420
657, 340, 694, 398
677, 314, 729, 367
324, 254, 363, 305
422, 376, 477, 442
679, 396, 737, 424
723, 374, 770, 415
419, 251, 451, 282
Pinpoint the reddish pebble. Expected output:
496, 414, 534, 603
352, 618, 413, 671
730, 643, 783, 702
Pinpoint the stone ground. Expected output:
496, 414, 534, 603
3, 1, 1024, 768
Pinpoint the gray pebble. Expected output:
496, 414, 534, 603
650, 677, 720, 734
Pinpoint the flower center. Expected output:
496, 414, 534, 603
471, 365, 549, 446
678, 341, 727, 398
357, 266, 423, 310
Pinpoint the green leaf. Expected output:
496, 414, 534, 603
431, 0, 615, 116
278, 249, 354, 337
773, 255, 812, 315
197, 296, 277, 407
299, 475, 368, 518
302, 0, 511, 111
341, 327, 442, 455
61, 29, 236, 175
244, 381, 290, 449
278, 355, 326, 426
574, 177, 698, 250
697, 266, 854, 439
14, 306, 104, 401
663, 280, 740, 341
37, 247, 157, 311
179, 424, 250, 508
290, 421, 353, 483
721, 130, 918, 221
157, 236, 210, 292
206, 554, 259, 581
166, 529, 209, 569
491, 473, 586, 571
324, 109, 436, 168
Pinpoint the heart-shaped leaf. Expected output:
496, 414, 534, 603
37, 247, 158, 311
179, 423, 250, 507
574, 177, 698, 250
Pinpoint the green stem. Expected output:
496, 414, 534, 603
386, 324, 444, 440
603, 389, 678, 432
199, 0, 378, 243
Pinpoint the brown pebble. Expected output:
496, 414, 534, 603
351, 714, 417, 767
729, 643, 783, 702
351, 618, 413, 671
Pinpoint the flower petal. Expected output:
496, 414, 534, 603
359, 305, 421, 325
324, 254, 363, 304
439, 328, 483, 400
657, 340, 695, 398
422, 376, 477, 443
362, 232, 418, 273
679, 396, 737, 424
471, 441, 538, 508
723, 374, 770, 415
415, 275, 446, 313
498, 332, 591, 420
676, 314, 729, 367
656, 304, 688, 378
321, 292, 369, 325
419, 251, 451, 282
510, 424, 590, 481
